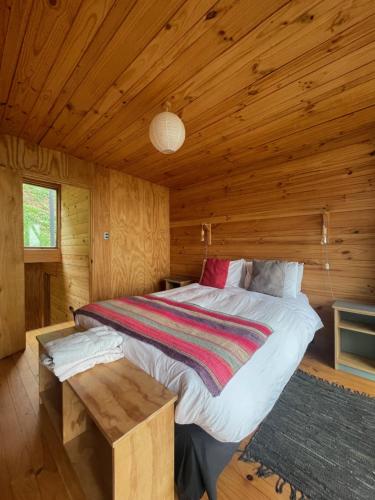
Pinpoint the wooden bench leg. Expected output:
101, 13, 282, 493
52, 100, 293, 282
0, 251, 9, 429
62, 382, 90, 444
112, 403, 175, 500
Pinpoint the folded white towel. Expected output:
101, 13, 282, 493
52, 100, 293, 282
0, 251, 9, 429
41, 326, 125, 381
41, 350, 124, 381
43, 326, 124, 367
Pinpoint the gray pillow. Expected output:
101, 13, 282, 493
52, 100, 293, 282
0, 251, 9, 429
249, 259, 287, 297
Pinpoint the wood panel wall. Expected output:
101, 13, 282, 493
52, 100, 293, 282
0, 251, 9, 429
0, 165, 24, 357
170, 140, 375, 353
50, 185, 91, 324
92, 169, 170, 301
0, 134, 169, 357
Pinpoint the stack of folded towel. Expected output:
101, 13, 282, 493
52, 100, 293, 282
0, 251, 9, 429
41, 326, 125, 381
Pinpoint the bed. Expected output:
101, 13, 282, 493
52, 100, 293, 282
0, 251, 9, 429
75, 283, 323, 444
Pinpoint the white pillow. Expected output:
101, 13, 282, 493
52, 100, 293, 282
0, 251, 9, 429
297, 263, 304, 293
283, 262, 299, 298
225, 259, 246, 288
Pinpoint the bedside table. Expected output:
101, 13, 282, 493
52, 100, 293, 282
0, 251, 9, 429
164, 277, 193, 291
333, 300, 375, 381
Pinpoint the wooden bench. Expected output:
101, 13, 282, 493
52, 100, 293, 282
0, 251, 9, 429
37, 327, 177, 500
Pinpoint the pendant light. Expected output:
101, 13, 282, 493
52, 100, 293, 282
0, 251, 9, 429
149, 101, 185, 154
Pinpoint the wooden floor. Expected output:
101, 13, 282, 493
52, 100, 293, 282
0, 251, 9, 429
1, 324, 374, 500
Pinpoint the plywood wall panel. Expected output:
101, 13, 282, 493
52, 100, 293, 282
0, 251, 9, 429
91, 165, 111, 301
104, 170, 170, 298
110, 171, 145, 297
144, 183, 170, 293
0, 166, 24, 358
0, 134, 95, 188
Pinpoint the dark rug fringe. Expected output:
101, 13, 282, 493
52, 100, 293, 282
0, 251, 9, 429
297, 369, 373, 399
245, 458, 308, 500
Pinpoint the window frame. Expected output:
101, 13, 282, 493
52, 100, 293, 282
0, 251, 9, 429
23, 179, 62, 263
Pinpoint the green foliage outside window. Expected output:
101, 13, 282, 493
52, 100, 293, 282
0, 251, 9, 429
23, 183, 57, 248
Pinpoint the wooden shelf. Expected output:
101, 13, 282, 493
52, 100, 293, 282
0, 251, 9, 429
338, 352, 375, 375
64, 427, 112, 500
338, 320, 375, 336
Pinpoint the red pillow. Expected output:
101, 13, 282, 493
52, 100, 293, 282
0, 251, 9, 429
200, 258, 230, 289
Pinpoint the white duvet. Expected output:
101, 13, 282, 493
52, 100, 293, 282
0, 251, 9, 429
75, 284, 323, 443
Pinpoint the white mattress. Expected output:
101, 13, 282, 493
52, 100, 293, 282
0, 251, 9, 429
75, 284, 323, 442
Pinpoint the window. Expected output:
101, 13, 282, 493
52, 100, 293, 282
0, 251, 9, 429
23, 182, 59, 248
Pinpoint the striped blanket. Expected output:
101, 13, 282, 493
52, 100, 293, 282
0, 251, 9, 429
75, 295, 273, 396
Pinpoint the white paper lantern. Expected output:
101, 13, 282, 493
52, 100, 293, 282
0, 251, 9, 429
149, 111, 185, 154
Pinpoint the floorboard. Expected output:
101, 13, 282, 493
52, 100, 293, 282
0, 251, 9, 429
0, 323, 373, 500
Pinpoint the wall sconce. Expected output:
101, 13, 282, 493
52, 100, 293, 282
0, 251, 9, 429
321, 211, 329, 246
201, 223, 212, 246
321, 211, 330, 270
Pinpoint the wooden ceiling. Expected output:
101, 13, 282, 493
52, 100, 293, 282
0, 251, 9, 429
0, 0, 374, 189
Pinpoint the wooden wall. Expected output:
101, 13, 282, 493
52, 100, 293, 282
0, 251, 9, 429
0, 134, 169, 358
92, 169, 170, 301
0, 166, 24, 357
170, 140, 375, 353
50, 185, 91, 324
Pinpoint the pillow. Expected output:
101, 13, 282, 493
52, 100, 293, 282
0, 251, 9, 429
226, 259, 246, 288
200, 258, 230, 288
297, 263, 304, 293
200, 259, 246, 288
244, 261, 253, 289
248, 260, 299, 298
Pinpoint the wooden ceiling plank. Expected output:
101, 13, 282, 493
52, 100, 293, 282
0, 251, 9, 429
103, 50, 375, 176
67, 0, 289, 161
172, 153, 374, 210
166, 94, 375, 187
84, 0, 326, 164
25, 0, 138, 143
20, 0, 117, 142
107, 4, 375, 174
87, 0, 374, 167
60, 0, 220, 153
143, 108, 375, 187
39, 0, 187, 148
184, 75, 375, 157
170, 170, 375, 223
178, 0, 375, 129
79, 0, 319, 163
170, 145, 374, 201
165, 58, 375, 165
102, 42, 375, 174
0, 0, 33, 125
0, 0, 12, 68
2, 0, 82, 137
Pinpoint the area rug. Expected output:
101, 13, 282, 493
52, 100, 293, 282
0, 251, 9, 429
240, 370, 375, 500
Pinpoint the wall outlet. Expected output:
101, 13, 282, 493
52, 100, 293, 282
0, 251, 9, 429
103, 231, 110, 240
324, 262, 330, 270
